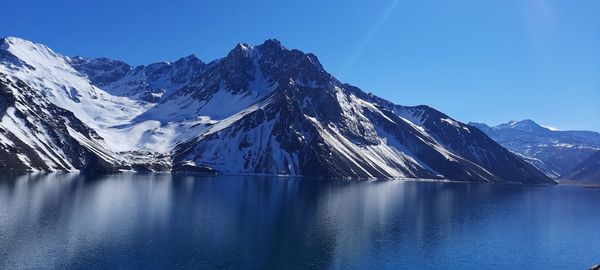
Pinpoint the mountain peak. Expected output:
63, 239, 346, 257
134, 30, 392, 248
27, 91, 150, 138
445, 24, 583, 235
1, 36, 51, 52
256, 39, 288, 55
498, 119, 540, 129
259, 38, 285, 49
227, 39, 287, 59
517, 119, 538, 126
227, 43, 254, 59
0, 36, 70, 72
181, 53, 200, 61
173, 54, 204, 66
511, 119, 560, 131
1, 36, 25, 47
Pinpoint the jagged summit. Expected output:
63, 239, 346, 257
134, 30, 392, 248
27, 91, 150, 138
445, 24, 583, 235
225, 39, 323, 71
229, 43, 254, 57
230, 39, 285, 53
227, 39, 280, 59
256, 39, 287, 54
261, 38, 284, 48
69, 51, 206, 102
177, 54, 201, 63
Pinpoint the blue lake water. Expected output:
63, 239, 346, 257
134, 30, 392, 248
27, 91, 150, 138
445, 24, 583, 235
0, 173, 599, 269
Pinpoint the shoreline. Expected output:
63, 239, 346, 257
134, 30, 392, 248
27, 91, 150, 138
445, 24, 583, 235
558, 180, 600, 188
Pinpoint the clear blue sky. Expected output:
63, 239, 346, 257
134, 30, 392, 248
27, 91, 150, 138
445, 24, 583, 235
2, 0, 599, 131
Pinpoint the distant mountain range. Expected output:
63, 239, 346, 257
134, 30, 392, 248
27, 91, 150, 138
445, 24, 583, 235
0, 37, 553, 183
469, 120, 600, 179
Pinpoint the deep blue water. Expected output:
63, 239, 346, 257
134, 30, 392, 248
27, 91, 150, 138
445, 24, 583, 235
0, 174, 599, 269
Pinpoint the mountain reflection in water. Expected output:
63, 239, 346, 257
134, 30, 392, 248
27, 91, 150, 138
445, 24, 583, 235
0, 174, 599, 269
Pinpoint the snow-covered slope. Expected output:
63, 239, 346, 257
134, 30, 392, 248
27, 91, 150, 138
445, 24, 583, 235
0, 37, 148, 126
470, 120, 600, 178
0, 74, 126, 172
0, 36, 554, 183
0, 37, 157, 171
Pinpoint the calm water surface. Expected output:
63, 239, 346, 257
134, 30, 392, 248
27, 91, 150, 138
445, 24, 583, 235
0, 174, 599, 269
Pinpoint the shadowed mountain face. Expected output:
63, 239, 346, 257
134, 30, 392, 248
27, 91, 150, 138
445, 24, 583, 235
0, 37, 553, 183
563, 151, 600, 181
470, 120, 600, 178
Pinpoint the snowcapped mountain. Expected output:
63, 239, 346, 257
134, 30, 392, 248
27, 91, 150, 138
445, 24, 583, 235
469, 120, 600, 178
563, 151, 600, 181
0, 36, 554, 184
